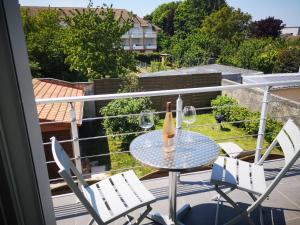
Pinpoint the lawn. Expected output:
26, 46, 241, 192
107, 113, 281, 178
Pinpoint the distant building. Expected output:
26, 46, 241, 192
281, 27, 300, 36
21, 6, 160, 53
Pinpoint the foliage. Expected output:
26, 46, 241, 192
145, 2, 179, 36
249, 17, 285, 38
273, 47, 300, 73
173, 0, 226, 38
170, 33, 222, 66
211, 95, 283, 143
101, 97, 155, 149
118, 73, 139, 93
219, 38, 282, 73
20, 8, 81, 80
135, 52, 161, 64
199, 6, 251, 42
150, 61, 167, 72
63, 5, 136, 80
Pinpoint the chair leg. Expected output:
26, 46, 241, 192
214, 194, 221, 225
88, 218, 94, 225
211, 187, 235, 201
215, 186, 255, 225
132, 205, 152, 225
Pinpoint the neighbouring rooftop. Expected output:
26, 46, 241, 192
33, 78, 84, 125
53, 158, 300, 225
140, 64, 262, 80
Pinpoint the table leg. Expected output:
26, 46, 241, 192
148, 172, 191, 225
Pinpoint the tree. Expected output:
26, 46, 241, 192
146, 2, 179, 36
219, 38, 282, 73
173, 0, 226, 38
200, 6, 251, 41
273, 47, 300, 73
20, 8, 78, 80
249, 17, 285, 38
63, 5, 136, 80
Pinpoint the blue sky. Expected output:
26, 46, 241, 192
19, 0, 300, 26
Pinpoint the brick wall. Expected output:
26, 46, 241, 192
94, 73, 222, 113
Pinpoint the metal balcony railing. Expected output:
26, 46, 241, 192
36, 80, 300, 184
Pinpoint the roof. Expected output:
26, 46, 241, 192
21, 6, 160, 31
140, 64, 262, 78
33, 78, 84, 125
242, 73, 300, 89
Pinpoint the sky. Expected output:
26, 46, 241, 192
19, 0, 300, 26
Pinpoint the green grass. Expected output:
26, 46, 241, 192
107, 113, 282, 178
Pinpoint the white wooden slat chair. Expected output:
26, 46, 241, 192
51, 137, 156, 225
218, 142, 256, 159
210, 119, 300, 225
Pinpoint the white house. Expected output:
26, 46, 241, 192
281, 26, 300, 36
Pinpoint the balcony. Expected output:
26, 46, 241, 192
124, 45, 131, 50
144, 32, 157, 38
34, 79, 300, 225
53, 158, 300, 224
131, 32, 144, 38
145, 44, 157, 50
121, 33, 130, 39
132, 45, 144, 50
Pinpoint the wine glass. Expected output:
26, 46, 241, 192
139, 110, 154, 146
182, 106, 196, 141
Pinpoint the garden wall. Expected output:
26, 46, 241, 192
94, 72, 222, 113
222, 79, 300, 125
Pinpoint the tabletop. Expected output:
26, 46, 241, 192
130, 130, 220, 172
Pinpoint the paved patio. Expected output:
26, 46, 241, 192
53, 158, 300, 225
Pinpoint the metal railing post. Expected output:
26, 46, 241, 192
255, 86, 271, 163
69, 102, 82, 173
176, 95, 183, 129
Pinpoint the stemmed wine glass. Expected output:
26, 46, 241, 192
182, 106, 196, 141
139, 110, 154, 147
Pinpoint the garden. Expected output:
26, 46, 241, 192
101, 95, 284, 178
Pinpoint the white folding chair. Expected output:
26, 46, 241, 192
210, 119, 300, 225
218, 142, 256, 159
51, 137, 156, 225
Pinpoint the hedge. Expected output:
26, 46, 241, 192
211, 95, 282, 143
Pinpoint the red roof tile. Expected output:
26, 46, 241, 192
33, 79, 84, 125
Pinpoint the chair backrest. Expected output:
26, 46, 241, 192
276, 119, 300, 164
248, 119, 300, 213
51, 137, 105, 224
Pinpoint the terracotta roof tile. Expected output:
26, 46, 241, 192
33, 78, 84, 125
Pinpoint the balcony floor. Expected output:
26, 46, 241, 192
53, 158, 300, 225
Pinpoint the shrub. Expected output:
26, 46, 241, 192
101, 97, 155, 150
211, 95, 238, 121
150, 61, 167, 72
273, 47, 300, 73
211, 95, 283, 144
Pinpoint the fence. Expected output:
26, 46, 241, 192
94, 72, 221, 113
36, 80, 300, 186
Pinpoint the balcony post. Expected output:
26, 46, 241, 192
69, 102, 82, 173
176, 95, 183, 129
255, 86, 271, 163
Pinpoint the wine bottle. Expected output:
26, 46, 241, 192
162, 102, 175, 152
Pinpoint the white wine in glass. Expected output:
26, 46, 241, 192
182, 106, 196, 141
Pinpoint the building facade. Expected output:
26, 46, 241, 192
22, 6, 160, 53
281, 27, 300, 36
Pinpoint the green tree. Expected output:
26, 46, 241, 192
63, 5, 136, 80
249, 17, 285, 38
273, 47, 300, 73
21, 8, 78, 80
146, 2, 179, 36
171, 33, 222, 66
199, 6, 251, 41
219, 38, 282, 73
173, 0, 226, 38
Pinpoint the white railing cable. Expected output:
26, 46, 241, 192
36, 80, 300, 105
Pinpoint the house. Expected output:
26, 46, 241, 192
21, 6, 160, 53
33, 78, 84, 179
281, 26, 300, 36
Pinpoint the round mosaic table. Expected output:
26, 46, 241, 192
130, 129, 220, 225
